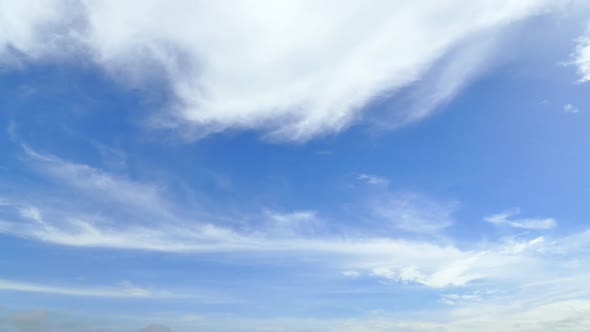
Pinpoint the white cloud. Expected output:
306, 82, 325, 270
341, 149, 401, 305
22, 144, 168, 214
0, 278, 167, 298
342, 270, 361, 278
264, 209, 321, 236
371, 193, 457, 233
563, 103, 580, 113
357, 174, 389, 186
371, 259, 483, 288
265, 210, 317, 224
440, 291, 487, 305
0, 0, 568, 141
0, 146, 587, 295
374, 29, 503, 131
574, 24, 590, 82
0, 0, 65, 59
485, 208, 557, 230
1, 197, 567, 292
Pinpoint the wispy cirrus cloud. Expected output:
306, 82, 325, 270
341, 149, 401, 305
0, 148, 584, 294
0, 0, 573, 141
21, 144, 170, 216
1, 146, 590, 329
0, 145, 586, 295
263, 209, 322, 236
484, 208, 557, 230
0, 278, 167, 298
371, 192, 457, 234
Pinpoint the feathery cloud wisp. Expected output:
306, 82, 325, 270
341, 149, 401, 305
0, 146, 581, 293
485, 208, 557, 230
0, 278, 165, 298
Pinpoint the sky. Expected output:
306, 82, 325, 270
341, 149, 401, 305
1, 1, 590, 331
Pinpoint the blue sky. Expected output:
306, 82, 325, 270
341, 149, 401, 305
1, 1, 590, 331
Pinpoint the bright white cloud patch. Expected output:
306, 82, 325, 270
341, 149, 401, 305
574, 25, 590, 82
485, 208, 557, 230
0, 0, 566, 140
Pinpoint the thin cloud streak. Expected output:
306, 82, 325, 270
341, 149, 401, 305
485, 208, 557, 230
0, 279, 167, 298
0, 145, 584, 293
